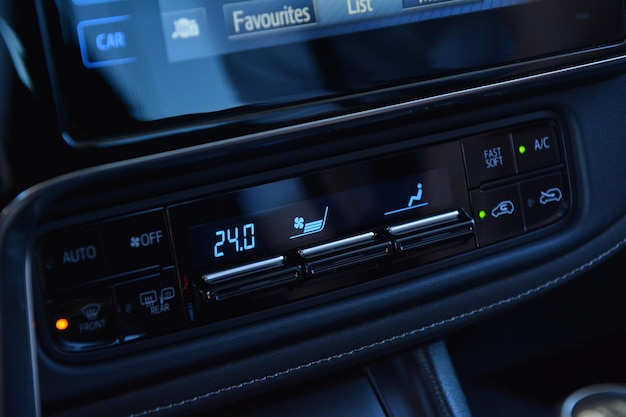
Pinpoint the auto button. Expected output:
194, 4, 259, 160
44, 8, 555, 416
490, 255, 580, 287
39, 225, 106, 291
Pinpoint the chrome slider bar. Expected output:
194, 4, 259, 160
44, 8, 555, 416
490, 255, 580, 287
387, 210, 461, 236
299, 232, 376, 259
202, 256, 285, 284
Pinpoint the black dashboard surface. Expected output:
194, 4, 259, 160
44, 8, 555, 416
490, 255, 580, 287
3, 1, 626, 417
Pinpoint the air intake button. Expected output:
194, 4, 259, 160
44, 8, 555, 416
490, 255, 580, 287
520, 173, 568, 231
471, 184, 525, 246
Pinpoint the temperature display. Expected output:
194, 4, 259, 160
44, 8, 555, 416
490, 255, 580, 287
183, 167, 454, 270
170, 141, 469, 272
213, 223, 256, 258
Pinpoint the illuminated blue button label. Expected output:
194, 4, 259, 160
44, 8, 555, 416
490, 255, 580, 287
161, 8, 213, 62
313, 0, 401, 25
77, 16, 137, 68
223, 0, 317, 37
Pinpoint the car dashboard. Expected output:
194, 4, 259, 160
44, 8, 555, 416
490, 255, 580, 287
3, 1, 626, 417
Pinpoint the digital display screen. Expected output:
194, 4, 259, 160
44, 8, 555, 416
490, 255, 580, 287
68, 0, 529, 66
169, 141, 470, 273
44, 0, 626, 141
187, 168, 451, 269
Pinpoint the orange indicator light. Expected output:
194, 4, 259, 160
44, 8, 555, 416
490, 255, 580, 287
55, 318, 69, 331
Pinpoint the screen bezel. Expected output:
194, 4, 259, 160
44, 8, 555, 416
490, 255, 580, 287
38, 0, 626, 146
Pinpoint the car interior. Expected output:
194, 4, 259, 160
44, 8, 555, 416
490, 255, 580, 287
3, 1, 626, 416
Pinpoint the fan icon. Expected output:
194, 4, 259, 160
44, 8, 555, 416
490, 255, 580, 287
293, 217, 305, 230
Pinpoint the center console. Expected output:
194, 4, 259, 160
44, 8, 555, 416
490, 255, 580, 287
2, 0, 626, 416
36, 118, 568, 357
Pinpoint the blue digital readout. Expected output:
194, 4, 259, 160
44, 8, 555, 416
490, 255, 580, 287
213, 223, 256, 258
167, 140, 471, 273
185, 166, 453, 269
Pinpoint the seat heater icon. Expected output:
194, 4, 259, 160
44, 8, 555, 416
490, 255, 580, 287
290, 207, 329, 239
384, 182, 429, 216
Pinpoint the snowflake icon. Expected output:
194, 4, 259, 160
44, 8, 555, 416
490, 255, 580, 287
130, 236, 141, 248
293, 217, 305, 230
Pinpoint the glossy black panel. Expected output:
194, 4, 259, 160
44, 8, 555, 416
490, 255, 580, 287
168, 141, 469, 274
39, 0, 625, 142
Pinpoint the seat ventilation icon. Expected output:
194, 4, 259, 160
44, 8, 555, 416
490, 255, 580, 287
81, 303, 101, 321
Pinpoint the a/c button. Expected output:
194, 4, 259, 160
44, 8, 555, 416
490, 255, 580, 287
512, 123, 561, 174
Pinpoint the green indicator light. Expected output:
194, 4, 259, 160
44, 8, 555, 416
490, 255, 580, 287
518, 145, 527, 155
479, 210, 487, 220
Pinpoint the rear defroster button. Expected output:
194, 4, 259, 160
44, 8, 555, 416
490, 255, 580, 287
114, 269, 184, 342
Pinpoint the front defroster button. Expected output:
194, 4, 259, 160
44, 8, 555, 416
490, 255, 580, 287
51, 292, 118, 351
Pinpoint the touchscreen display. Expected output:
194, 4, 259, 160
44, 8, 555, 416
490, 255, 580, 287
44, 0, 625, 142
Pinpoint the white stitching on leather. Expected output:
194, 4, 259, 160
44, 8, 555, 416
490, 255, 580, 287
128, 239, 625, 417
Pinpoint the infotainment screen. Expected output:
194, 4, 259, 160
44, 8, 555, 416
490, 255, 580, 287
40, 0, 625, 143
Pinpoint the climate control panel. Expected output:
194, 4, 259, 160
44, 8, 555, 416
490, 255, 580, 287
36, 120, 569, 354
